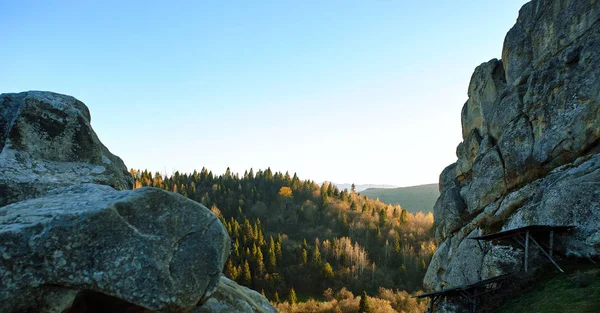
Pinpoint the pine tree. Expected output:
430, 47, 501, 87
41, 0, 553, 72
379, 208, 387, 227
359, 291, 371, 313
301, 248, 308, 265
267, 247, 277, 272
224, 259, 238, 281
275, 234, 283, 262
289, 288, 297, 305
241, 260, 252, 286
322, 262, 334, 280
256, 247, 265, 275
311, 245, 322, 267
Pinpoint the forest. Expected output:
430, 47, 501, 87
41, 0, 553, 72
130, 168, 434, 311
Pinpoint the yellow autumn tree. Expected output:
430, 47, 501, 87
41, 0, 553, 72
278, 186, 293, 198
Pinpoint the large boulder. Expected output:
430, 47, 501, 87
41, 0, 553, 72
0, 184, 230, 313
193, 276, 278, 313
425, 1, 600, 311
0, 91, 133, 207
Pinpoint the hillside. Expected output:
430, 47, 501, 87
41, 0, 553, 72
497, 264, 600, 313
359, 184, 439, 214
334, 183, 397, 193
130, 168, 436, 306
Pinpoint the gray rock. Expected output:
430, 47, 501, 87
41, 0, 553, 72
0, 91, 133, 207
427, 3, 600, 313
433, 187, 466, 243
497, 115, 534, 189
439, 163, 459, 191
443, 229, 485, 287
425, 228, 486, 291
460, 147, 506, 214
193, 276, 278, 313
460, 59, 506, 139
423, 238, 451, 291
485, 86, 524, 141
481, 246, 523, 280
505, 153, 600, 257
456, 130, 482, 182
0, 184, 230, 312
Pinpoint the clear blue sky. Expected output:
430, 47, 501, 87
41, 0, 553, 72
1, 0, 528, 187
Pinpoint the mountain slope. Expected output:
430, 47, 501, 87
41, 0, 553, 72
334, 183, 398, 193
130, 168, 436, 302
359, 183, 439, 213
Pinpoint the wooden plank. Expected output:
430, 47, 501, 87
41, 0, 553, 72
529, 235, 564, 272
525, 231, 529, 272
476, 239, 483, 251
549, 231, 554, 257
513, 236, 526, 248
468, 225, 575, 241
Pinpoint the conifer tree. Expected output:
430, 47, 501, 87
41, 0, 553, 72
301, 248, 308, 265
311, 245, 322, 267
241, 260, 252, 286
289, 288, 297, 305
266, 236, 277, 268
322, 262, 334, 280
275, 234, 283, 262
359, 291, 371, 313
379, 208, 387, 226
256, 247, 265, 275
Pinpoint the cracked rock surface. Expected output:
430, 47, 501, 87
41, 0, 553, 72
0, 184, 230, 312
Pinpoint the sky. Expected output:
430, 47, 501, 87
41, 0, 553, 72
0, 0, 529, 187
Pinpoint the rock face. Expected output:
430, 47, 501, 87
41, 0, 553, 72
0, 92, 271, 313
193, 276, 278, 313
0, 91, 133, 207
425, 0, 600, 307
0, 184, 231, 312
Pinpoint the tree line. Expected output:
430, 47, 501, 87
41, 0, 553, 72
130, 167, 435, 303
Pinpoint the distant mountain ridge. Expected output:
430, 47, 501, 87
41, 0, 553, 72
333, 183, 397, 193
359, 183, 439, 214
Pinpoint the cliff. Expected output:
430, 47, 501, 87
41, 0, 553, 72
425, 0, 599, 310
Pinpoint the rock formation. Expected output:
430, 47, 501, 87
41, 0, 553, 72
425, 0, 600, 310
193, 276, 278, 313
0, 91, 277, 312
0, 91, 133, 207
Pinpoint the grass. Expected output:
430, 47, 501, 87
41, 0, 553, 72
496, 262, 600, 313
